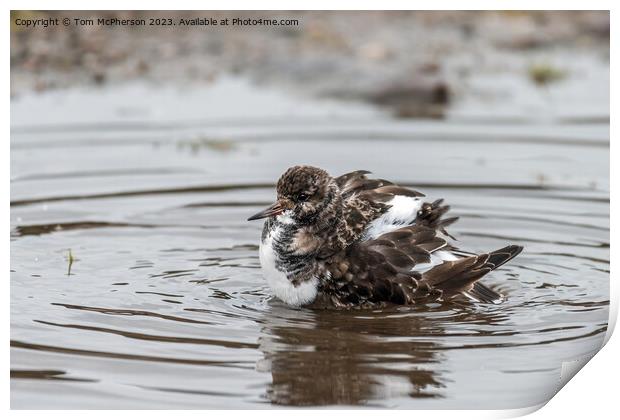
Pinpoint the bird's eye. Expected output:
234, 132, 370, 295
297, 193, 309, 202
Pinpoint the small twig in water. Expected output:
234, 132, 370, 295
66, 248, 75, 276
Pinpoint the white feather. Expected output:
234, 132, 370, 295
363, 195, 423, 240
414, 249, 460, 273
259, 222, 318, 307
462, 291, 481, 302
360, 195, 460, 273
275, 211, 294, 225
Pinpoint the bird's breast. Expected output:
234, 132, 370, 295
259, 222, 318, 307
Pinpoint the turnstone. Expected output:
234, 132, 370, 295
248, 165, 523, 309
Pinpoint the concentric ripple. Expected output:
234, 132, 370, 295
11, 85, 609, 409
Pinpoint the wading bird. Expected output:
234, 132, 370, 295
248, 166, 522, 309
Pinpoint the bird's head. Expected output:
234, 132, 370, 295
248, 165, 340, 225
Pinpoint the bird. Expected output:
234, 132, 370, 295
248, 165, 523, 309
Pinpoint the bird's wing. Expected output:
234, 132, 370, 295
415, 199, 459, 239
322, 225, 446, 306
320, 224, 521, 307
335, 170, 425, 200
336, 170, 458, 240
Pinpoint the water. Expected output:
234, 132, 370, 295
10, 79, 609, 409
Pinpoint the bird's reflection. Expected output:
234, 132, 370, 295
257, 303, 456, 406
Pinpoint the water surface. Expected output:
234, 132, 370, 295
11, 79, 609, 409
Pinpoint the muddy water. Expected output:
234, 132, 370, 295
10, 79, 609, 408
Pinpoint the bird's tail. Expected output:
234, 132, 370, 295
423, 245, 524, 303
466, 245, 523, 303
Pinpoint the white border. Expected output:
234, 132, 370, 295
4, 1, 616, 419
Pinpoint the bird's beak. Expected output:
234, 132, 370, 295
247, 200, 285, 221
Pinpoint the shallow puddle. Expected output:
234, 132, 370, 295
11, 79, 609, 408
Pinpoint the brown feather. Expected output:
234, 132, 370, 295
263, 166, 524, 309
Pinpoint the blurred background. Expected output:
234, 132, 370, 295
11, 10, 609, 119
11, 11, 610, 409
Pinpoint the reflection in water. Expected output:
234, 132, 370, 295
10, 369, 95, 382
257, 303, 510, 406
259, 311, 442, 405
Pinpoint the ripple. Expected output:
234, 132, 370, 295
11, 339, 256, 369
33, 320, 259, 349
11, 120, 609, 408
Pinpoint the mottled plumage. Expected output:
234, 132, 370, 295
249, 165, 523, 308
